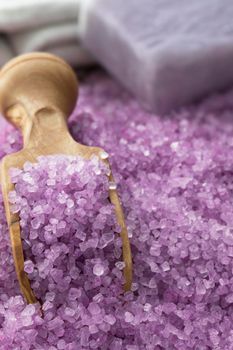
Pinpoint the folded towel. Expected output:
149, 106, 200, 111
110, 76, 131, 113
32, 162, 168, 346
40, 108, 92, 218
0, 0, 94, 67
10, 22, 93, 66
0, 36, 14, 66
0, 0, 78, 32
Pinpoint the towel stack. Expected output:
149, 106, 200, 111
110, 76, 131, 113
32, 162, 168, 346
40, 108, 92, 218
0, 0, 93, 67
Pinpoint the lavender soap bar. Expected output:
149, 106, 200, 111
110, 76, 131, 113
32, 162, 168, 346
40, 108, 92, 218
78, 0, 233, 113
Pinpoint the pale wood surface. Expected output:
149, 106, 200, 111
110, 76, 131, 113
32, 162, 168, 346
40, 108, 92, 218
0, 53, 132, 304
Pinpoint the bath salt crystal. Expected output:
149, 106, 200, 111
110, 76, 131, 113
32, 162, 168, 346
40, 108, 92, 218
64, 307, 75, 317
109, 181, 117, 190
100, 150, 109, 160
21, 316, 33, 327
225, 293, 233, 304
115, 261, 125, 270
104, 314, 116, 325
88, 302, 101, 315
1, 73, 233, 349
99, 232, 114, 248
93, 293, 104, 303
31, 217, 41, 230
89, 324, 98, 334
93, 263, 105, 276
143, 303, 152, 312
66, 198, 74, 208
24, 260, 34, 274
57, 339, 66, 350
57, 192, 67, 204
124, 311, 134, 323
161, 261, 170, 272
68, 288, 81, 300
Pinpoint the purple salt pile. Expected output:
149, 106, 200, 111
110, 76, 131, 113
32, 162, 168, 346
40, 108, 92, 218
1, 73, 233, 349
6, 154, 124, 349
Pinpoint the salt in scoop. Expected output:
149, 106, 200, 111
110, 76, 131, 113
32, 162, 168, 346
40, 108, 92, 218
0, 53, 132, 304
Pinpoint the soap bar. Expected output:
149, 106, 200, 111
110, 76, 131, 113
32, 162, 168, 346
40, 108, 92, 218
78, 0, 233, 113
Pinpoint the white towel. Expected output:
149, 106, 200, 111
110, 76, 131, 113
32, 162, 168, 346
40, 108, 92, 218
0, 0, 78, 32
10, 23, 93, 66
0, 0, 94, 67
0, 36, 14, 66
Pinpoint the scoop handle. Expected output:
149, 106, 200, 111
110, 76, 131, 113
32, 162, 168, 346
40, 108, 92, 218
0, 53, 78, 305
0, 53, 78, 129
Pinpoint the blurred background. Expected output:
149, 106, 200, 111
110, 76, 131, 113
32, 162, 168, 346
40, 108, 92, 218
1, 0, 233, 114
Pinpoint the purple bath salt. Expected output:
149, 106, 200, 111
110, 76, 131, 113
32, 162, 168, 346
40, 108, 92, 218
1, 72, 233, 349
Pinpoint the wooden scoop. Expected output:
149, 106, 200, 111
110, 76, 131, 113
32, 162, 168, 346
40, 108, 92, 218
0, 53, 132, 304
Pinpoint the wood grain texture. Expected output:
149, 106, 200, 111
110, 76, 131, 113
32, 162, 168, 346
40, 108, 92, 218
0, 53, 132, 304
